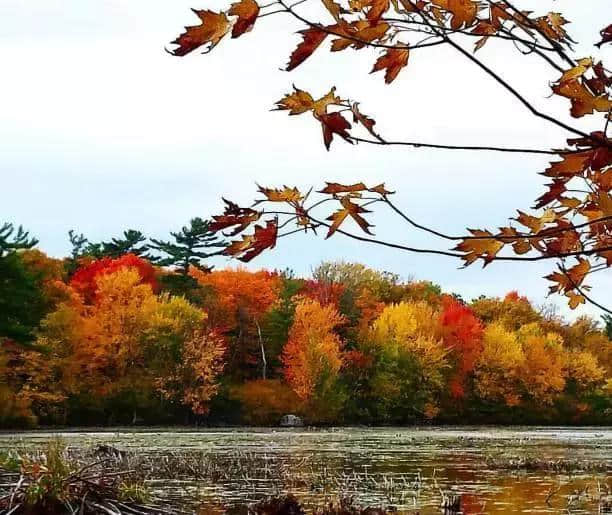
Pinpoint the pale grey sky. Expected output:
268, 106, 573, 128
1, 0, 611, 320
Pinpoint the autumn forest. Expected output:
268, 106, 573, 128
1, 221, 610, 428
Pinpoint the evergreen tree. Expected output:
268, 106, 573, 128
150, 218, 225, 274
0, 223, 38, 258
67, 229, 152, 264
603, 315, 612, 340
0, 253, 46, 344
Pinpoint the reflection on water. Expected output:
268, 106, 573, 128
0, 427, 610, 513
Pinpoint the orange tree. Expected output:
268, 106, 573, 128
168, 5, 612, 312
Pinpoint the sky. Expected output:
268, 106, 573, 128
1, 0, 611, 320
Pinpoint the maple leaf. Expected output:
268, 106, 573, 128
546, 258, 590, 296
228, 0, 260, 38
533, 179, 567, 209
471, 21, 496, 52
256, 185, 304, 203
321, 0, 347, 22
225, 219, 278, 261
318, 112, 353, 149
454, 229, 504, 266
515, 209, 555, 233
274, 86, 343, 116
371, 47, 410, 84
366, 0, 390, 22
326, 197, 373, 238
368, 183, 395, 196
351, 102, 380, 138
543, 151, 593, 178
431, 0, 480, 30
330, 21, 390, 52
595, 23, 612, 48
319, 182, 367, 194
535, 13, 570, 43
566, 291, 586, 310
552, 79, 612, 118
210, 198, 260, 235
286, 27, 328, 71
274, 87, 315, 115
169, 9, 231, 56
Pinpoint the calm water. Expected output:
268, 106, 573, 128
1, 426, 610, 513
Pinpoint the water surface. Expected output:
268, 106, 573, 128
1, 426, 610, 513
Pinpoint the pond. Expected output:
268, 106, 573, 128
0, 426, 610, 513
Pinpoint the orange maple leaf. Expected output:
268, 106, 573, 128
326, 197, 373, 237
228, 0, 260, 38
169, 9, 230, 56
371, 47, 410, 83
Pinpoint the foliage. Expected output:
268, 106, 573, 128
69, 253, 158, 302
1, 237, 611, 426
230, 379, 302, 425
0, 253, 48, 344
283, 298, 346, 421
365, 302, 449, 420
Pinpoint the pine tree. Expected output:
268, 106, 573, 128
101, 229, 150, 258
67, 229, 152, 262
0, 223, 38, 258
150, 218, 225, 274
603, 315, 612, 340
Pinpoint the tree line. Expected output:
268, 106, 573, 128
0, 221, 611, 427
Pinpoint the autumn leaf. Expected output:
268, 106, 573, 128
368, 183, 395, 196
431, 0, 480, 30
552, 79, 612, 118
533, 179, 567, 209
225, 219, 278, 261
321, 0, 347, 22
471, 21, 496, 51
228, 0, 260, 38
274, 87, 315, 115
371, 47, 409, 83
286, 27, 328, 71
567, 291, 586, 309
454, 229, 504, 266
169, 9, 231, 56
326, 197, 373, 237
351, 102, 380, 138
534, 12, 572, 43
546, 259, 590, 306
366, 0, 390, 22
256, 185, 304, 203
596, 24, 612, 47
210, 198, 261, 235
543, 151, 594, 178
274, 86, 343, 116
318, 112, 353, 149
319, 182, 367, 194
330, 21, 390, 52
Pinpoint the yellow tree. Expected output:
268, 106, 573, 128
282, 297, 346, 421
474, 322, 524, 407
366, 301, 448, 420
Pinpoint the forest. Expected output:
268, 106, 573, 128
1, 220, 611, 428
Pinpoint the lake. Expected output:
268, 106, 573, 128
0, 426, 610, 513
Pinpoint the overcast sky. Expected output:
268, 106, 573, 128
2, 0, 611, 320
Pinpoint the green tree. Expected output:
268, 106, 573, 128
0, 254, 46, 344
603, 315, 612, 340
150, 218, 225, 274
67, 229, 152, 263
0, 223, 38, 258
